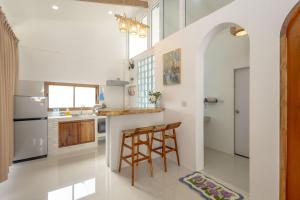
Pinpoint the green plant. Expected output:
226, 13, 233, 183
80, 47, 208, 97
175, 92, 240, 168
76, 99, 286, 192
148, 91, 161, 104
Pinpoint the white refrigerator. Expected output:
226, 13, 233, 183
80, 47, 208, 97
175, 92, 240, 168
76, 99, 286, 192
13, 96, 48, 162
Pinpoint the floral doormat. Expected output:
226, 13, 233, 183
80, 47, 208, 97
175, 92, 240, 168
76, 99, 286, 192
179, 172, 244, 200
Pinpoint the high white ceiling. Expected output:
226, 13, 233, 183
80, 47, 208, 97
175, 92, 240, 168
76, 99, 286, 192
0, 0, 143, 26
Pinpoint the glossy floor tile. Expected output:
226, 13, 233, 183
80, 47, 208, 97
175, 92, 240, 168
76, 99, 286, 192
204, 147, 249, 195
0, 144, 248, 200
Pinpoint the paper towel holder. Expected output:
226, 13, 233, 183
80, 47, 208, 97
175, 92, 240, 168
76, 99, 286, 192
204, 97, 218, 103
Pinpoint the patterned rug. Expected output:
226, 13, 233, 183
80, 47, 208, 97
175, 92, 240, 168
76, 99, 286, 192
179, 172, 244, 200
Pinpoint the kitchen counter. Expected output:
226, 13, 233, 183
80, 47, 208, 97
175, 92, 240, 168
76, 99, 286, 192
103, 107, 165, 171
48, 114, 106, 121
96, 107, 164, 116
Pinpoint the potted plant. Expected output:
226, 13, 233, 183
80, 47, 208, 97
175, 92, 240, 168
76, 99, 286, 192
129, 60, 135, 70
148, 91, 162, 107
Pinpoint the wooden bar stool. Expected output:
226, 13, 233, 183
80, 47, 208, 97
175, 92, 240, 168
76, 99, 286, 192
118, 126, 154, 186
151, 122, 181, 172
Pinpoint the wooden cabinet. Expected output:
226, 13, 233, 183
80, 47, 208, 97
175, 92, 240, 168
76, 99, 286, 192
59, 121, 80, 147
79, 120, 95, 144
59, 119, 95, 148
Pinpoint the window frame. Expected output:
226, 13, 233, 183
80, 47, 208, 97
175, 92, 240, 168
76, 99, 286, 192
151, 3, 160, 47
44, 82, 99, 111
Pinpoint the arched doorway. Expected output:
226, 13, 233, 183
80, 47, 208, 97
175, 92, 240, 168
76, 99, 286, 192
280, 2, 300, 200
201, 23, 250, 193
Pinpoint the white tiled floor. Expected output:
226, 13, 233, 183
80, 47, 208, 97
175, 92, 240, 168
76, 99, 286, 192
0, 144, 248, 200
204, 147, 249, 196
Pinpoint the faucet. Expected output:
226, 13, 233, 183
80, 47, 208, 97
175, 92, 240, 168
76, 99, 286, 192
80, 105, 84, 115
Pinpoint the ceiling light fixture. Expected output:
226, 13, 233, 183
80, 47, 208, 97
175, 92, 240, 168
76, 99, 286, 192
52, 5, 59, 10
115, 14, 149, 38
108, 10, 113, 15
230, 26, 248, 37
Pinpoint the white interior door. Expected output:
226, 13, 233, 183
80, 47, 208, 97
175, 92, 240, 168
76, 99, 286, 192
234, 67, 250, 158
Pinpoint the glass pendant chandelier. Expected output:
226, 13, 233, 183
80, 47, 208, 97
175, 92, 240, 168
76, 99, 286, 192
115, 14, 149, 38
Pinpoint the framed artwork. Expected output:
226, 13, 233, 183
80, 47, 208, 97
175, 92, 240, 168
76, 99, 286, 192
163, 48, 181, 85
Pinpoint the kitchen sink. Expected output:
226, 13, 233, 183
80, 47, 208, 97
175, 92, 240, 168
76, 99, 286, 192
71, 113, 95, 118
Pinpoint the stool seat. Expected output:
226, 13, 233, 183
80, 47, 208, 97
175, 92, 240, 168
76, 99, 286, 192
122, 129, 135, 137
122, 126, 154, 137
154, 124, 167, 132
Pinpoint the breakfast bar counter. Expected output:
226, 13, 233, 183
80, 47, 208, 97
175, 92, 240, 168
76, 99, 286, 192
96, 107, 165, 171
97, 107, 164, 116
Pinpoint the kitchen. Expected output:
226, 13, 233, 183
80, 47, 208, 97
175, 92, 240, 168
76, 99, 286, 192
3, 0, 166, 170
14, 79, 163, 167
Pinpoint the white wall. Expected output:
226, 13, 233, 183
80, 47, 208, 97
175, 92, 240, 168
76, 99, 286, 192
130, 0, 298, 199
0, 0, 137, 91
204, 28, 249, 154
17, 18, 126, 84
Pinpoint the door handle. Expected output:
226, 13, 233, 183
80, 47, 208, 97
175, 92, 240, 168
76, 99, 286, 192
235, 110, 240, 114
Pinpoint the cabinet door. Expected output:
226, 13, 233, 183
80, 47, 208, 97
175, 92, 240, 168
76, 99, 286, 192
59, 121, 80, 147
79, 120, 95, 144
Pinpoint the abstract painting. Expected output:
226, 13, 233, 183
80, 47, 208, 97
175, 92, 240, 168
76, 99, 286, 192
163, 48, 181, 85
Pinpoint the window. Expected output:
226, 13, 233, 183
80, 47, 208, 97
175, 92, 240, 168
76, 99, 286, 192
185, 0, 234, 26
151, 4, 160, 46
129, 16, 148, 58
137, 56, 155, 108
163, 0, 180, 38
45, 82, 99, 110
74, 87, 96, 107
48, 85, 74, 108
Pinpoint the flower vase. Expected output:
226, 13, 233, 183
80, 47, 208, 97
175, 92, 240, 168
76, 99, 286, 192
155, 99, 161, 108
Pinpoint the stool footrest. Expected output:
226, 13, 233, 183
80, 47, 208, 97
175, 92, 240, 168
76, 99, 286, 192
152, 146, 163, 151
152, 146, 176, 155
123, 158, 132, 165
153, 150, 163, 156
123, 152, 147, 159
134, 157, 149, 163
134, 140, 148, 146
152, 137, 163, 142
123, 144, 131, 149
164, 135, 175, 139
123, 141, 149, 149
122, 151, 149, 165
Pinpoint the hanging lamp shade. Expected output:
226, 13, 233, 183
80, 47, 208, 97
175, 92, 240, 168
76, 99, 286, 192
129, 20, 138, 35
139, 24, 147, 38
119, 17, 128, 32
230, 26, 248, 37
